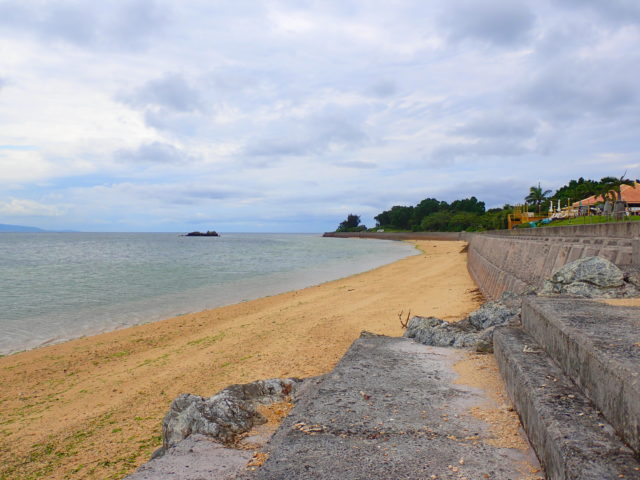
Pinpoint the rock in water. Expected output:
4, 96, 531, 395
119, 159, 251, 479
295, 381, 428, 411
160, 378, 301, 454
540, 256, 635, 298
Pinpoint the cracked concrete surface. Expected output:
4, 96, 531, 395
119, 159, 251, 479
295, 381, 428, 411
239, 334, 540, 480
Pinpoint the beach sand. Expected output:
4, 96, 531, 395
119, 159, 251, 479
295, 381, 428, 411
0, 240, 488, 480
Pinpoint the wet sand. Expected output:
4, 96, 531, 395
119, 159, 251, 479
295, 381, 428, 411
0, 240, 485, 480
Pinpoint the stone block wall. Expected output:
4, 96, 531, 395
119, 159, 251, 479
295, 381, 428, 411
468, 222, 639, 299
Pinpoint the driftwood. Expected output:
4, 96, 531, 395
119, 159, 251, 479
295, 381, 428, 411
398, 310, 411, 329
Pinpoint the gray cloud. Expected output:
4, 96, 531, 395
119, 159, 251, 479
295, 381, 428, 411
441, 0, 535, 46
98, 182, 254, 206
152, 184, 260, 207
245, 112, 369, 157
0, 0, 167, 50
519, 60, 638, 120
433, 178, 532, 208
369, 80, 397, 98
430, 139, 530, 163
122, 73, 204, 113
453, 114, 539, 139
143, 110, 203, 137
334, 160, 377, 169
115, 142, 195, 164
556, 0, 640, 24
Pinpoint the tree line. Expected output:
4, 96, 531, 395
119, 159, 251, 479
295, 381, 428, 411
335, 175, 637, 233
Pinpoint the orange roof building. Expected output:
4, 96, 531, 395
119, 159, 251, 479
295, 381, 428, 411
572, 182, 640, 207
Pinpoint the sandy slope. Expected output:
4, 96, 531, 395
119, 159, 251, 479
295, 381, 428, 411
0, 240, 482, 480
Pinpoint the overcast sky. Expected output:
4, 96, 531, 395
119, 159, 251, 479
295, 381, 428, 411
1, 0, 639, 232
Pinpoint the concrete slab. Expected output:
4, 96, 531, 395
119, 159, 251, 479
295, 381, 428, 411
125, 434, 253, 480
494, 327, 640, 480
522, 297, 640, 454
241, 335, 539, 480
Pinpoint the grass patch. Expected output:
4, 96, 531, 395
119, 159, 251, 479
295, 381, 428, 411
3, 361, 24, 371
186, 332, 225, 347
541, 216, 640, 227
136, 353, 170, 368
109, 350, 131, 359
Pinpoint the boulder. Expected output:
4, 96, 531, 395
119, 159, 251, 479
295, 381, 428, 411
404, 291, 522, 353
475, 326, 496, 353
467, 297, 520, 330
540, 256, 635, 298
624, 269, 640, 289
160, 378, 302, 455
404, 316, 479, 348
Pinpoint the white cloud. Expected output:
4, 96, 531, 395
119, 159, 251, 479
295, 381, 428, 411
0, 150, 54, 183
0, 198, 63, 217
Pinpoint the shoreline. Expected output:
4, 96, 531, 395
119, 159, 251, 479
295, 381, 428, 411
0, 240, 481, 480
1, 235, 417, 356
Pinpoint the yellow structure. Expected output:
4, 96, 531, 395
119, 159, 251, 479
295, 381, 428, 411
507, 204, 549, 229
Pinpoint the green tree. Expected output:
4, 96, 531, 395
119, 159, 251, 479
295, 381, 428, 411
375, 205, 414, 229
374, 210, 391, 227
388, 205, 414, 229
336, 214, 365, 232
551, 177, 603, 207
525, 183, 552, 212
411, 198, 447, 226
420, 210, 451, 231
449, 196, 485, 214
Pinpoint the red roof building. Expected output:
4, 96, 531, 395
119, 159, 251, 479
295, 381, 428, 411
572, 182, 640, 207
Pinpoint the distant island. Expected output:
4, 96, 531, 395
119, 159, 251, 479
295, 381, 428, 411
183, 231, 220, 237
0, 223, 47, 232
0, 224, 77, 233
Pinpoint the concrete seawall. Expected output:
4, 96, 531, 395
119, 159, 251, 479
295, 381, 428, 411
467, 222, 640, 299
324, 223, 640, 300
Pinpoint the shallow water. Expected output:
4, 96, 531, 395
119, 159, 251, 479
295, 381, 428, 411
0, 233, 416, 354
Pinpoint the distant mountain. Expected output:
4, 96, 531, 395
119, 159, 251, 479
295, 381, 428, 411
0, 223, 47, 232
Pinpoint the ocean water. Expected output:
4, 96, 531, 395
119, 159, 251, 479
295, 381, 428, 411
0, 233, 416, 354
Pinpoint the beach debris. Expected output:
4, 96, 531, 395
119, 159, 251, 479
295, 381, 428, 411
404, 291, 521, 353
293, 422, 325, 434
540, 256, 637, 298
398, 310, 411, 329
247, 451, 269, 468
158, 378, 302, 456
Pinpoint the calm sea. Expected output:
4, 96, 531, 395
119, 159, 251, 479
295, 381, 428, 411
0, 233, 416, 354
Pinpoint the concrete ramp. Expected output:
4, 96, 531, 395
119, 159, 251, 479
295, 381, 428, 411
240, 334, 539, 480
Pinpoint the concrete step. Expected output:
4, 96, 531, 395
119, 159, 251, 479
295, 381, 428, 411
241, 334, 539, 480
494, 327, 640, 480
521, 297, 640, 454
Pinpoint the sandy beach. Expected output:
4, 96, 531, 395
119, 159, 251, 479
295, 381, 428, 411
0, 240, 498, 479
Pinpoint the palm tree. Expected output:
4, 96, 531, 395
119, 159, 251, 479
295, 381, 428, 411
599, 173, 634, 203
525, 183, 552, 213
599, 173, 634, 218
